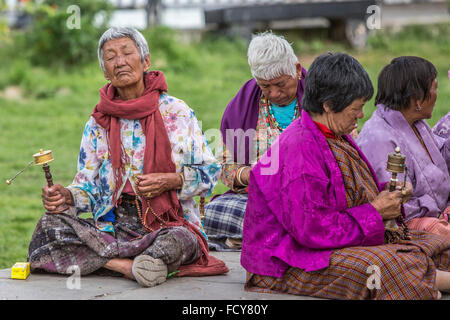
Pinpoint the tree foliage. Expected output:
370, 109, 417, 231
22, 0, 113, 67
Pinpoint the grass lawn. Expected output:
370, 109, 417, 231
0, 23, 449, 269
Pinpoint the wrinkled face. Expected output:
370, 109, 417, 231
325, 98, 366, 136
102, 37, 150, 89
255, 65, 301, 106
417, 78, 438, 119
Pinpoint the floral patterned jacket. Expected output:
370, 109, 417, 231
66, 93, 221, 235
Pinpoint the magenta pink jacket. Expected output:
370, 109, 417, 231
241, 110, 385, 277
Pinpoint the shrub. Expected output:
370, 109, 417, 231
22, 0, 113, 67
141, 26, 199, 73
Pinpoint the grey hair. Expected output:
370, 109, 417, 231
97, 27, 150, 71
247, 31, 299, 80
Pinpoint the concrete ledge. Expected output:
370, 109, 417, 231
0, 252, 314, 300
1, 251, 447, 300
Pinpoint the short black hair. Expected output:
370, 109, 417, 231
375, 56, 437, 111
301, 52, 373, 114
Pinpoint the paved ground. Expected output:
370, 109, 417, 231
1, 251, 448, 301
0, 251, 314, 300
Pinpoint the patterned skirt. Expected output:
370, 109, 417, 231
246, 230, 450, 300
27, 201, 200, 276
203, 193, 247, 251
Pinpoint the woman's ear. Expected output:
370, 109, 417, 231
296, 62, 302, 79
409, 97, 422, 111
103, 70, 110, 81
323, 101, 332, 113
143, 55, 151, 71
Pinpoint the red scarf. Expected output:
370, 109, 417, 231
91, 71, 228, 275
92, 71, 180, 228
314, 121, 339, 140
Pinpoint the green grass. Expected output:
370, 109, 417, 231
1, 23, 449, 268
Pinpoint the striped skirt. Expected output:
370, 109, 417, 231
407, 216, 450, 237
246, 230, 450, 300
203, 193, 247, 251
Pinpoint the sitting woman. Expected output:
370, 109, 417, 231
27, 27, 228, 287
241, 52, 450, 300
357, 56, 450, 237
203, 31, 307, 251
433, 111, 450, 173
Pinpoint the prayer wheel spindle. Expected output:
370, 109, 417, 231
385, 146, 410, 240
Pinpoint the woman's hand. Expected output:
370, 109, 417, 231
439, 206, 450, 221
42, 184, 74, 214
400, 181, 413, 203
135, 173, 182, 198
349, 128, 359, 140
384, 180, 413, 203
370, 190, 403, 220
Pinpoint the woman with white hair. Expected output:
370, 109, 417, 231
27, 27, 228, 287
203, 31, 307, 251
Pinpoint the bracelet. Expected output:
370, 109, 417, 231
178, 172, 185, 189
236, 166, 248, 187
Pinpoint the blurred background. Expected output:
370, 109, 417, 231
0, 0, 449, 268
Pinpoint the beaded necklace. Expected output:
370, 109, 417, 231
135, 196, 166, 232
411, 125, 434, 163
262, 97, 300, 132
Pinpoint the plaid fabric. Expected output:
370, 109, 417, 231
28, 202, 199, 276
203, 193, 247, 251
327, 138, 379, 207
246, 137, 450, 299
247, 230, 450, 300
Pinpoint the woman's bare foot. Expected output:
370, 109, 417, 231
104, 258, 135, 280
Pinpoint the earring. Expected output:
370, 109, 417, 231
415, 105, 422, 112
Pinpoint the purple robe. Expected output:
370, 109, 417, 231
357, 106, 450, 221
433, 111, 450, 173
220, 68, 307, 165
240, 110, 385, 277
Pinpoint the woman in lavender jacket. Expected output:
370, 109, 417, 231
357, 56, 450, 237
241, 53, 450, 300
433, 111, 450, 173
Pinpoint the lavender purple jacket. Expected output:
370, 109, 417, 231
241, 110, 385, 277
357, 106, 450, 221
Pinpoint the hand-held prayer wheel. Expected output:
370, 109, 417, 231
385, 146, 410, 241
33, 149, 55, 187
6, 149, 55, 186
6, 149, 68, 214
386, 146, 406, 192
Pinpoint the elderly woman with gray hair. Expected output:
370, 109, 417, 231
203, 32, 307, 251
27, 27, 228, 287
